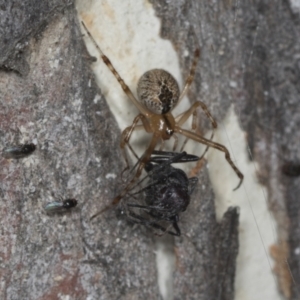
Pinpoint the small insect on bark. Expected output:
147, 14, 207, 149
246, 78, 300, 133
2, 143, 36, 159
282, 162, 300, 177
81, 21, 243, 212
44, 199, 78, 213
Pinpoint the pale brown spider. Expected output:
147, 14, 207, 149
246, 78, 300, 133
81, 22, 243, 214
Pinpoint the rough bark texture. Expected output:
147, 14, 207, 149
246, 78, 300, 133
150, 0, 300, 299
1, 0, 299, 299
0, 1, 158, 299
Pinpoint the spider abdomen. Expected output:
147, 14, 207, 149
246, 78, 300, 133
137, 69, 180, 115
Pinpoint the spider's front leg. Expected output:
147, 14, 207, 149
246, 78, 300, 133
116, 133, 160, 201
176, 100, 217, 129
120, 114, 145, 177
176, 126, 244, 190
176, 100, 218, 156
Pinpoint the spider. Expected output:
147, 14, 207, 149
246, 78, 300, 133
81, 21, 243, 209
119, 150, 199, 236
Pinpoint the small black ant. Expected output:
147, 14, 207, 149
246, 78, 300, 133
2, 143, 36, 159
44, 199, 78, 213
120, 150, 200, 236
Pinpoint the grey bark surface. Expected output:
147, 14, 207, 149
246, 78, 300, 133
1, 0, 299, 299
0, 2, 158, 299
150, 0, 300, 299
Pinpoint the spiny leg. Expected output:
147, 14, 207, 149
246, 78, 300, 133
90, 134, 160, 220
176, 126, 244, 190
176, 48, 217, 149
158, 133, 178, 151
120, 115, 145, 179
176, 100, 217, 129
176, 100, 218, 155
81, 21, 151, 117
120, 114, 155, 182
158, 139, 165, 151
118, 133, 160, 200
177, 49, 201, 105
120, 140, 139, 183
179, 110, 213, 154
172, 134, 179, 151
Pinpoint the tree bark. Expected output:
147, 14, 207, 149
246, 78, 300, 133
1, 0, 299, 299
0, 2, 158, 299
150, 1, 300, 299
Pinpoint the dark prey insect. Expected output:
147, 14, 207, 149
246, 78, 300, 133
81, 22, 243, 210
121, 151, 199, 236
2, 143, 36, 159
44, 199, 78, 213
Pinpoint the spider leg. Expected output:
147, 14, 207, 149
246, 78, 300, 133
176, 101, 217, 129
122, 125, 145, 161
175, 126, 244, 190
172, 134, 178, 151
177, 49, 201, 105
81, 21, 152, 117
119, 133, 160, 195
120, 115, 145, 179
158, 139, 165, 151
176, 101, 218, 153
90, 134, 160, 220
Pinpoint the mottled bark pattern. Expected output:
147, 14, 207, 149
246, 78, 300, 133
1, 0, 299, 299
0, 2, 158, 299
151, 0, 300, 299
